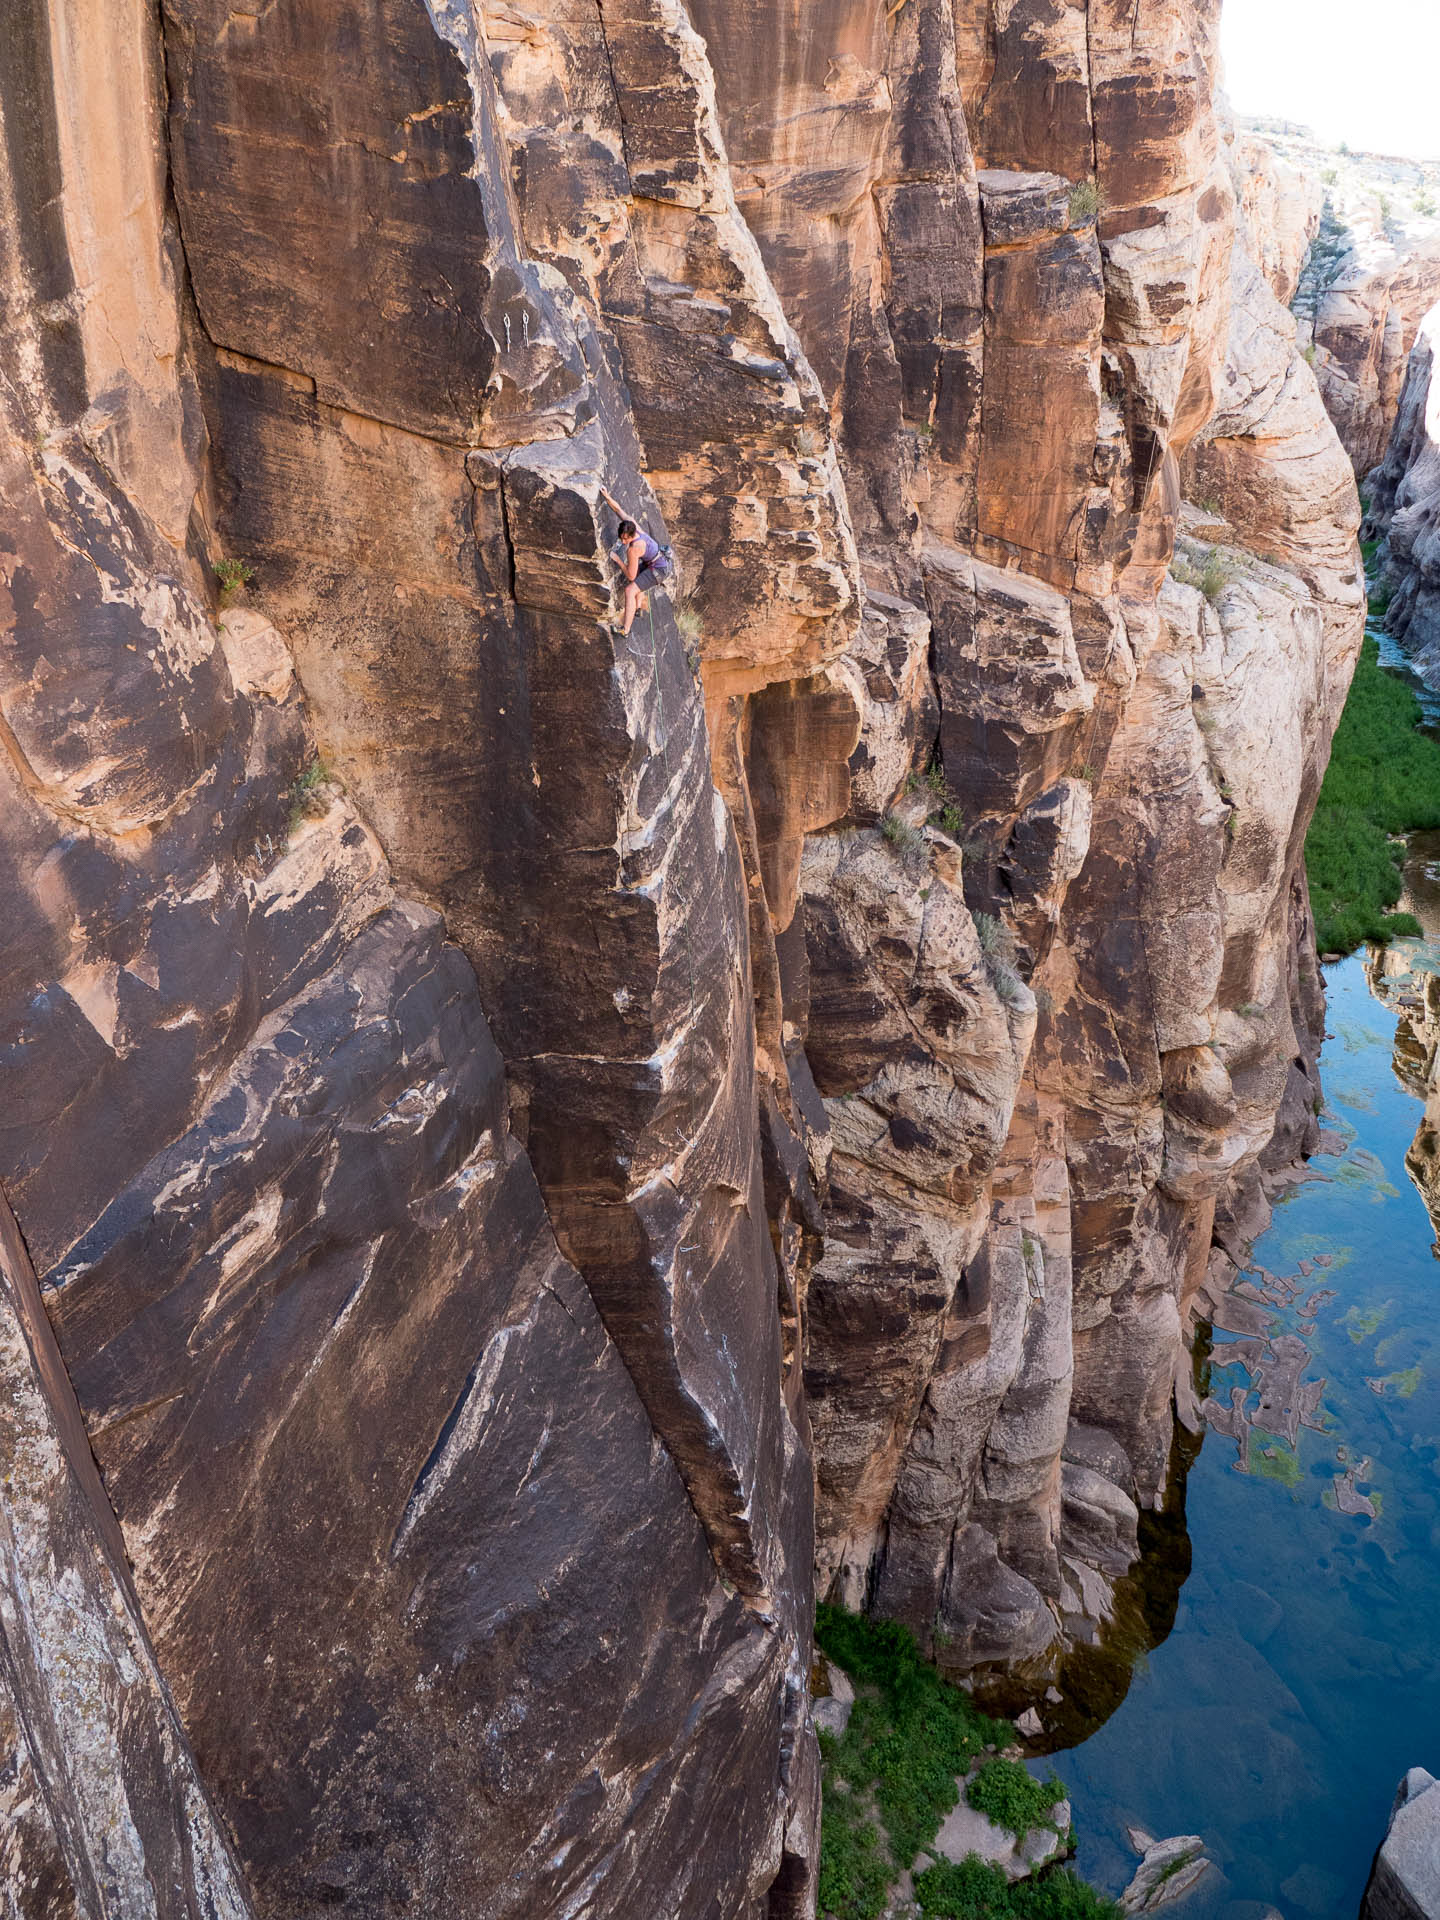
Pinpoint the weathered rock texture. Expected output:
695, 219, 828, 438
679, 1, 1363, 1684
0, 0, 1363, 1912
1, 4, 814, 1914
1367, 300, 1440, 678
0, 1190, 255, 1920
1231, 128, 1323, 310
1241, 120, 1440, 473
1361, 1768, 1440, 1920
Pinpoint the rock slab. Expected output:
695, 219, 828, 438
1362, 1768, 1440, 1920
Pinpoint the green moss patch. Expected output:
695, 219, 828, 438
1343, 1302, 1391, 1344
1247, 1433, 1304, 1489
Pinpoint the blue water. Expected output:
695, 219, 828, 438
1051, 952, 1440, 1918
1376, 624, 1440, 731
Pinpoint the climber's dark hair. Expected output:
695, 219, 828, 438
618, 518, 637, 539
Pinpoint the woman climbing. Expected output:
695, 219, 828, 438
601, 484, 668, 636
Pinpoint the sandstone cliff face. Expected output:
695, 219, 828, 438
681, 2, 1362, 1679
1232, 129, 1323, 310
1242, 123, 1440, 476
1367, 301, 1440, 678
0, 1, 1362, 1914
1309, 219, 1440, 479
1, 6, 815, 1914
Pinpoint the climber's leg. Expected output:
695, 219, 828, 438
619, 579, 643, 636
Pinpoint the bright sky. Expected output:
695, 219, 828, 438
1221, 0, 1440, 161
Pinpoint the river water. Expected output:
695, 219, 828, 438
1049, 908, 1440, 1910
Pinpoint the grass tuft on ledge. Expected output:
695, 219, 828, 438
1306, 636, 1440, 954
815, 1607, 1122, 1920
815, 1606, 1006, 1920
914, 1855, 1121, 1918
965, 1758, 1065, 1839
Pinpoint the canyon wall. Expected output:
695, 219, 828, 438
675, 3, 1364, 1682
1367, 300, 1440, 678
1241, 122, 1440, 475
0, 2, 1363, 1915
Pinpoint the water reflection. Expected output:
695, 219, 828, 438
1046, 948, 1440, 1918
1038, 1415, 1202, 1753
1376, 826, 1440, 1249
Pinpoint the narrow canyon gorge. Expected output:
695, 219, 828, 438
1, 1, 1420, 1916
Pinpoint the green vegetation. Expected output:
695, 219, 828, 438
1068, 178, 1102, 224
972, 910, 1028, 1007
917, 762, 975, 849
214, 556, 255, 601
1170, 546, 1233, 604
1154, 1850, 1201, 1889
286, 756, 330, 833
965, 1759, 1065, 1839
914, 1857, 1121, 1919
1304, 635, 1440, 953
815, 1609, 1122, 1920
881, 811, 926, 872
972, 911, 1013, 965
814, 1606, 1006, 1920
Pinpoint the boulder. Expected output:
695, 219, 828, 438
1121, 1834, 1212, 1913
812, 1658, 857, 1741
1362, 1768, 1440, 1920
933, 1778, 1072, 1884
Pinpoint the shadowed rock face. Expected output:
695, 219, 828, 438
1368, 302, 1440, 680
0, 1189, 255, 1920
1, 0, 1362, 1913
2, 3, 813, 1914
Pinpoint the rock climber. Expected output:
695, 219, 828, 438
601, 484, 666, 636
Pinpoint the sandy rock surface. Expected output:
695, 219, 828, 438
0, 3, 1366, 1912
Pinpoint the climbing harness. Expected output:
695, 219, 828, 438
625, 534, 675, 587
